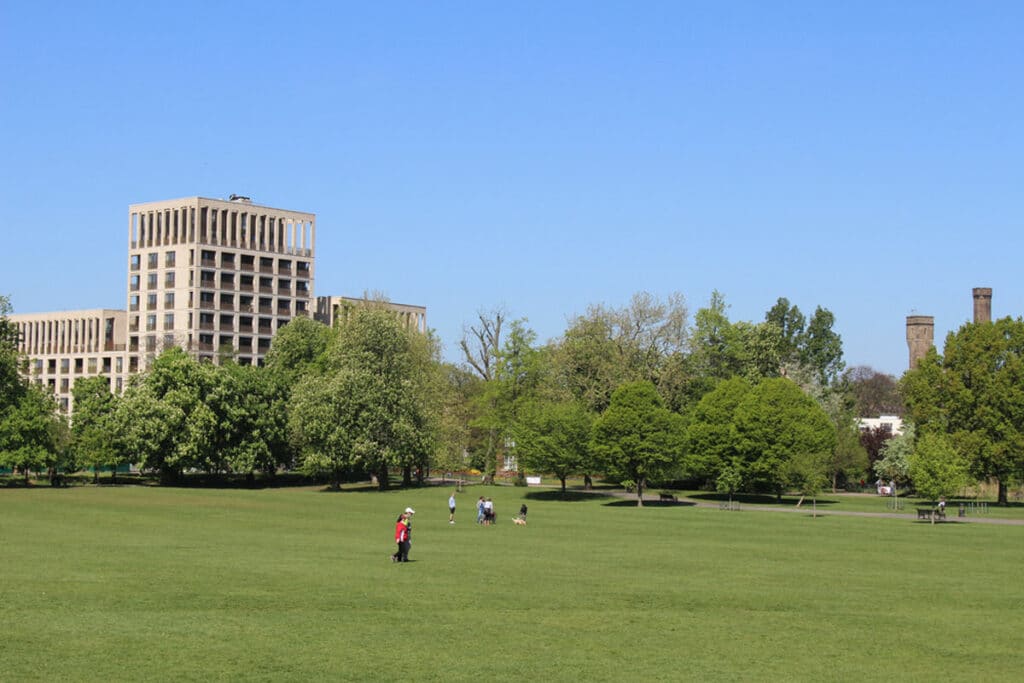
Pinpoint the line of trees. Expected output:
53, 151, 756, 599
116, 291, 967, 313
5, 290, 1020, 504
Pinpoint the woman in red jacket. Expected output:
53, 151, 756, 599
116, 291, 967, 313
391, 514, 409, 562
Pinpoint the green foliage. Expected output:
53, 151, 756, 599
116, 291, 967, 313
910, 431, 969, 502
70, 375, 122, 480
556, 291, 688, 413
590, 381, 686, 505
0, 383, 62, 479
291, 306, 438, 489
511, 398, 593, 494
0, 294, 26, 414
686, 376, 752, 482
902, 318, 1024, 503
800, 306, 845, 387
732, 378, 836, 496
264, 315, 333, 386
874, 423, 914, 485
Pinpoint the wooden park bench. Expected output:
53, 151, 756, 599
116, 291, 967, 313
659, 492, 678, 503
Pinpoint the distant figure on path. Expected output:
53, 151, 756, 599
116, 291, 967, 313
449, 491, 457, 524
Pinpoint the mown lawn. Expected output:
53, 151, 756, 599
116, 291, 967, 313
1, 484, 1022, 681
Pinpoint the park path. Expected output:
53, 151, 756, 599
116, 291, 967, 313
598, 488, 1024, 526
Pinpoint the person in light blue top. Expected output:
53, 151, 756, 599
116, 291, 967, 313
476, 496, 485, 524
448, 491, 457, 524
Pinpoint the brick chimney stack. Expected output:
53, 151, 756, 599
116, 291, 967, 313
906, 315, 935, 370
973, 287, 992, 324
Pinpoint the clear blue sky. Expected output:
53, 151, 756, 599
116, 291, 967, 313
2, 1, 1022, 377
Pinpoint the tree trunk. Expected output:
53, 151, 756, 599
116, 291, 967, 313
111, 467, 116, 485
636, 477, 645, 507
402, 465, 412, 487
560, 476, 567, 497
998, 479, 1008, 505
795, 495, 804, 508
584, 474, 592, 490
377, 465, 390, 491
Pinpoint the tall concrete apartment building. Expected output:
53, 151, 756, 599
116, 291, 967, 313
125, 196, 315, 372
10, 193, 428, 414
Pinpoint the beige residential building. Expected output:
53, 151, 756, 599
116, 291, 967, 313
315, 295, 427, 333
8, 309, 127, 412
126, 196, 315, 371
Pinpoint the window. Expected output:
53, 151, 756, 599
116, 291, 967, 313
60, 378, 69, 392
165, 271, 175, 287
130, 274, 140, 291
75, 358, 83, 373
165, 251, 176, 267
164, 313, 174, 329
130, 295, 139, 312
164, 292, 175, 308
88, 358, 97, 373
147, 273, 158, 289
147, 315, 157, 331
116, 357, 123, 373
148, 253, 158, 269
130, 254, 141, 271
147, 294, 157, 310
60, 359, 69, 373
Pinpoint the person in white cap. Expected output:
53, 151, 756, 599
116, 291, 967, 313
402, 507, 415, 560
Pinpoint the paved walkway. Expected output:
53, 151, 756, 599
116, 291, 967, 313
602, 488, 1024, 525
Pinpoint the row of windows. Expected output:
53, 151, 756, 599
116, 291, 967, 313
130, 250, 310, 277
31, 356, 124, 375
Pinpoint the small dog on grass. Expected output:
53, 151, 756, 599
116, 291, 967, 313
512, 516, 527, 526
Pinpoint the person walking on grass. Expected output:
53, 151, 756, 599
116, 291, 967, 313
449, 491, 457, 524
392, 513, 408, 563
476, 496, 485, 524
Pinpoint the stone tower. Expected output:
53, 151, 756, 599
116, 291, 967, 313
906, 315, 934, 370
973, 287, 992, 324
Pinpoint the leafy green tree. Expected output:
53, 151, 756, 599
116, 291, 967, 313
590, 381, 686, 506
556, 291, 688, 413
716, 461, 743, 507
842, 366, 903, 417
209, 362, 292, 477
732, 378, 836, 499
265, 316, 333, 386
0, 384, 61, 483
512, 398, 593, 495
686, 376, 751, 484
292, 305, 437, 490
435, 363, 485, 474
0, 294, 26, 414
786, 449, 830, 517
901, 318, 1024, 504
910, 431, 969, 510
799, 306, 845, 387
765, 297, 806, 366
830, 416, 869, 492
71, 375, 122, 482
874, 423, 913, 493
112, 381, 183, 483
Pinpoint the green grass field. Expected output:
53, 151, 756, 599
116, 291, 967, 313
2, 484, 1022, 681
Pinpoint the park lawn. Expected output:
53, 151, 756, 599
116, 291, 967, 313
1, 484, 1022, 681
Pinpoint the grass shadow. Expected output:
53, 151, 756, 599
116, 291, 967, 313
524, 489, 616, 502
686, 492, 840, 507
603, 499, 698, 508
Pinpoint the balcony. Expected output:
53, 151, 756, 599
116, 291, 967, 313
259, 264, 274, 274
196, 342, 214, 352
199, 321, 214, 331
259, 285, 274, 294
219, 303, 235, 312
238, 323, 253, 333
201, 258, 217, 268
258, 305, 273, 315
199, 301, 216, 310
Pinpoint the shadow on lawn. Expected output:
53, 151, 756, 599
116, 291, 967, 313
686, 492, 841, 507
603, 499, 697, 508
524, 489, 617, 502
